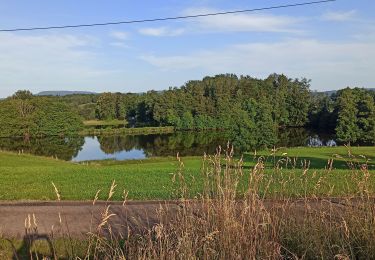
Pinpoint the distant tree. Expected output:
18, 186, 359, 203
286, 78, 311, 126
11, 90, 33, 100
308, 93, 336, 130
194, 114, 216, 130
180, 111, 194, 130
356, 89, 375, 143
229, 108, 256, 151
254, 102, 277, 147
0, 92, 83, 137
166, 109, 181, 129
335, 88, 362, 143
35, 100, 83, 136
96, 93, 117, 120
77, 103, 96, 120
242, 98, 277, 148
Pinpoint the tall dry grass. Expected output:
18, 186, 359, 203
5, 145, 375, 259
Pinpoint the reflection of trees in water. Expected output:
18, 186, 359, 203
97, 135, 138, 154
96, 129, 339, 157
0, 136, 84, 160
0, 129, 340, 161
277, 128, 337, 148
96, 132, 228, 157
277, 128, 310, 147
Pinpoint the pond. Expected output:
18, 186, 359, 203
0, 128, 337, 162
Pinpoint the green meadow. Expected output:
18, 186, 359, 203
0, 146, 374, 201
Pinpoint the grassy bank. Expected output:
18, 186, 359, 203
0, 146, 374, 201
79, 126, 174, 136
83, 119, 127, 126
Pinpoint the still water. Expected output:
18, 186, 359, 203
0, 129, 337, 162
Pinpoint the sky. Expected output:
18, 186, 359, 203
0, 0, 374, 97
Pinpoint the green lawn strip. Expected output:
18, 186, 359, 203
0, 146, 374, 201
243, 146, 375, 169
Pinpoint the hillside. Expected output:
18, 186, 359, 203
37, 90, 98, 96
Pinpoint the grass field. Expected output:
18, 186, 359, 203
0, 146, 374, 201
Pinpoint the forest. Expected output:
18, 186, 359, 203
0, 74, 374, 149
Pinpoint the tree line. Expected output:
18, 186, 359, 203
0, 74, 374, 149
70, 73, 374, 148
309, 87, 375, 144
87, 74, 312, 149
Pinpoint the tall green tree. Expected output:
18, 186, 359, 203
335, 88, 361, 143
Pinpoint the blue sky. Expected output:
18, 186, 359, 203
0, 0, 374, 97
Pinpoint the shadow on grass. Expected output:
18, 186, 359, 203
7, 233, 56, 260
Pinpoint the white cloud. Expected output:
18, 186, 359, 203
322, 10, 357, 22
110, 42, 130, 48
137, 7, 301, 37
141, 38, 375, 90
0, 33, 114, 97
183, 7, 301, 33
138, 27, 185, 37
109, 31, 129, 40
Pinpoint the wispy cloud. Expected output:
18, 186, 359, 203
137, 7, 301, 37
0, 33, 114, 97
322, 10, 357, 22
110, 42, 130, 48
109, 31, 129, 40
141, 38, 375, 90
138, 26, 185, 37
183, 7, 302, 33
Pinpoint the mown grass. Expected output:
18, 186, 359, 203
0, 146, 374, 201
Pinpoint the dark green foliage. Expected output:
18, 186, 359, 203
95, 92, 124, 120
335, 88, 375, 143
308, 88, 374, 144
194, 115, 216, 130
34, 100, 83, 136
237, 98, 278, 150
0, 93, 83, 137
77, 103, 96, 120
58, 94, 98, 120
180, 111, 194, 130
229, 108, 256, 151
253, 102, 278, 147
308, 93, 337, 130
117, 74, 307, 149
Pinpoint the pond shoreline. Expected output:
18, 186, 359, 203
0, 128, 342, 161
79, 126, 175, 136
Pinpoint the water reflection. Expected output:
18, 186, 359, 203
0, 136, 84, 161
307, 135, 337, 147
72, 137, 145, 161
96, 132, 228, 158
277, 128, 337, 147
0, 129, 338, 161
